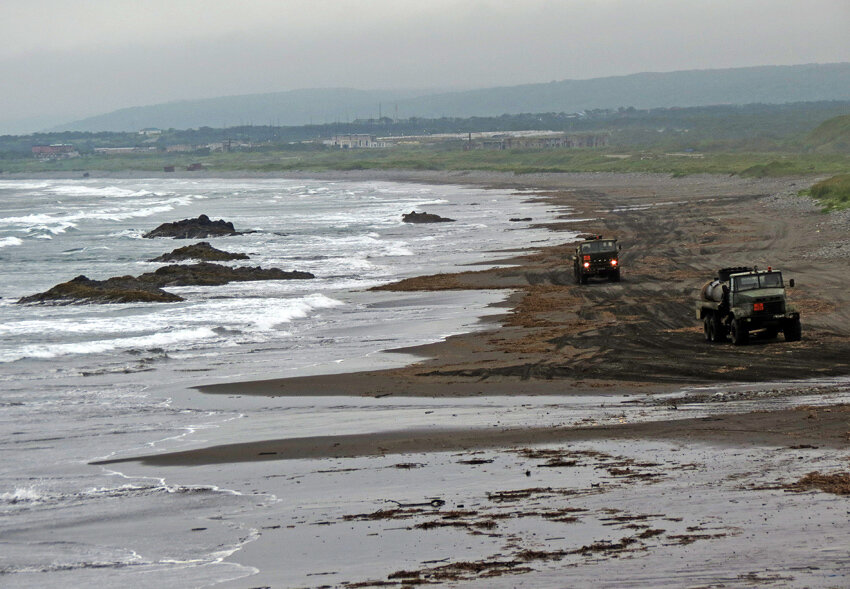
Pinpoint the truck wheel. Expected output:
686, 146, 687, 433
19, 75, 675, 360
711, 314, 727, 342
784, 317, 802, 342
609, 270, 620, 283
703, 316, 713, 342
580, 274, 588, 285
730, 318, 749, 346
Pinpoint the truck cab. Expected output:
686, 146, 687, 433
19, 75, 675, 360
574, 236, 620, 284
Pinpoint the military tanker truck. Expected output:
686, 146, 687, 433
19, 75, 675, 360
696, 266, 801, 345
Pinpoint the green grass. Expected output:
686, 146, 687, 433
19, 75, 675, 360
2, 147, 849, 178
805, 114, 850, 153
804, 174, 850, 211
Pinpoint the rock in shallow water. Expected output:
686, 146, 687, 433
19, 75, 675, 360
18, 263, 315, 305
141, 262, 314, 287
143, 214, 242, 239
402, 211, 455, 223
17, 275, 184, 304
148, 241, 250, 262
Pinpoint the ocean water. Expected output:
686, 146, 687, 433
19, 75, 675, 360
0, 177, 572, 586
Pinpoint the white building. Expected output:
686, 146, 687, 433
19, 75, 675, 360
323, 134, 387, 148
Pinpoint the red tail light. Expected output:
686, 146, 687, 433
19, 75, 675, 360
583, 255, 590, 262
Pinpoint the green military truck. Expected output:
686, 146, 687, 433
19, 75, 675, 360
574, 236, 621, 284
697, 266, 801, 345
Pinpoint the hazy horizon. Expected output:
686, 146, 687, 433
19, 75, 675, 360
2, 0, 848, 134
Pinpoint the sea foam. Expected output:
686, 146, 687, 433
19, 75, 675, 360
0, 236, 23, 248
0, 327, 219, 363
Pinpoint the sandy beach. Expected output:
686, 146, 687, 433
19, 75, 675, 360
97, 171, 850, 587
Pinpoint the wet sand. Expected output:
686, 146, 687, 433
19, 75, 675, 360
101, 172, 850, 587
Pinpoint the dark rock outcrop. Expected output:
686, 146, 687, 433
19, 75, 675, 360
18, 264, 315, 305
138, 263, 314, 287
17, 275, 184, 304
143, 215, 242, 239
402, 211, 455, 223
148, 242, 249, 263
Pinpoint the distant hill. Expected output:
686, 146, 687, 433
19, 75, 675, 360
50, 88, 423, 133
52, 63, 850, 133
400, 63, 850, 118
805, 114, 850, 152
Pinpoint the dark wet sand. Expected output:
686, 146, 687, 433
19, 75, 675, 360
94, 403, 850, 466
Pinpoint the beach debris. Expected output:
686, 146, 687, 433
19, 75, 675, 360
457, 458, 495, 465
385, 498, 446, 508
391, 462, 425, 469
143, 214, 243, 239
402, 210, 455, 223
785, 470, 850, 495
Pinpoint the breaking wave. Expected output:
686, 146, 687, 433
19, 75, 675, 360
0, 236, 23, 248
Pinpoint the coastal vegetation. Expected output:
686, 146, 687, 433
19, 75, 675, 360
1, 146, 847, 178
804, 114, 850, 153
803, 174, 850, 211
1, 101, 847, 178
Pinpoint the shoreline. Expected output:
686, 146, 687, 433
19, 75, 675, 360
73, 171, 850, 587
114, 170, 850, 448
95, 403, 850, 467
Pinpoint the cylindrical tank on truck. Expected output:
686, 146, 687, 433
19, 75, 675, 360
695, 266, 801, 345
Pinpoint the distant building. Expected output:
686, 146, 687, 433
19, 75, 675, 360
468, 133, 609, 150
165, 144, 195, 153
138, 128, 162, 136
32, 144, 79, 159
93, 147, 153, 155
205, 141, 232, 152
323, 134, 387, 148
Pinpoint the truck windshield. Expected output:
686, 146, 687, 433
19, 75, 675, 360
733, 272, 783, 291
580, 240, 617, 253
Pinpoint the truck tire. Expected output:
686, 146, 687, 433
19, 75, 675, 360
703, 316, 713, 342
784, 317, 802, 342
711, 313, 727, 342
609, 270, 621, 283
580, 274, 588, 285
730, 318, 749, 346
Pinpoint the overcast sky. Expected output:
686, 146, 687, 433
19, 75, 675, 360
1, 0, 848, 133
